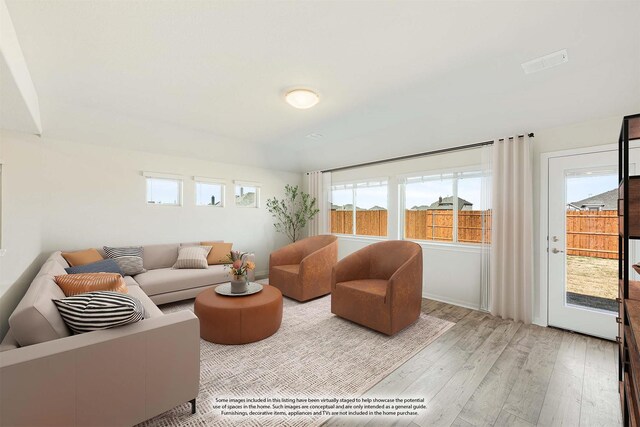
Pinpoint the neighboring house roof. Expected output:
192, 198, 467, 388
235, 191, 256, 206
411, 196, 473, 211
568, 189, 617, 210
331, 204, 388, 211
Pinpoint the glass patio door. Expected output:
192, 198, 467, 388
547, 150, 622, 339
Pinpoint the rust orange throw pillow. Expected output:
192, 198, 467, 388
61, 248, 104, 267
54, 273, 128, 297
201, 242, 232, 265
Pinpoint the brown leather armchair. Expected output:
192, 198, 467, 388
331, 240, 423, 335
269, 235, 338, 302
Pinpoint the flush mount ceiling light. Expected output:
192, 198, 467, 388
285, 89, 320, 109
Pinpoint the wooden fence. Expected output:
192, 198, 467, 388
331, 210, 491, 243
566, 210, 618, 259
331, 209, 618, 259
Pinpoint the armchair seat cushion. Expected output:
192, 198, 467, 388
335, 279, 388, 301
272, 264, 300, 278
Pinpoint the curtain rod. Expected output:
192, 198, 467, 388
313, 133, 534, 174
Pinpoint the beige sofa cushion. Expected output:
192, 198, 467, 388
127, 285, 163, 319
134, 266, 229, 296
8, 253, 71, 346
142, 244, 180, 270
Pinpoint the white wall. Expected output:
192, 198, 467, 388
331, 148, 486, 309
0, 129, 302, 338
0, 131, 44, 338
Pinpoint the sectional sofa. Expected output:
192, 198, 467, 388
0, 242, 254, 426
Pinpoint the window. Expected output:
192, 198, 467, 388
456, 171, 489, 244
234, 181, 260, 208
403, 170, 488, 244
404, 174, 455, 242
331, 180, 388, 237
145, 176, 182, 206
195, 179, 224, 207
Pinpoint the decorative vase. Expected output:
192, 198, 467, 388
230, 274, 248, 294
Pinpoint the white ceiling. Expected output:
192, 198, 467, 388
4, 0, 640, 172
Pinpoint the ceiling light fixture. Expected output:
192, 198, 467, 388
285, 89, 320, 109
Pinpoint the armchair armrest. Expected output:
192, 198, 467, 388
0, 311, 200, 427
300, 240, 338, 284
332, 248, 372, 290
269, 241, 304, 268
388, 253, 423, 309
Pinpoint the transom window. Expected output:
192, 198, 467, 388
145, 177, 182, 206
195, 180, 224, 207
235, 182, 260, 208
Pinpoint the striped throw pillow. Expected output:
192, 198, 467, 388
103, 246, 146, 275
54, 272, 128, 297
173, 246, 211, 269
53, 291, 145, 334
103, 246, 143, 258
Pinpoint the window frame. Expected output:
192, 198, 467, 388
143, 172, 183, 207
233, 180, 261, 208
194, 176, 225, 208
400, 166, 486, 246
330, 178, 389, 238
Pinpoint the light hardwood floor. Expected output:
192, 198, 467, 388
323, 300, 621, 427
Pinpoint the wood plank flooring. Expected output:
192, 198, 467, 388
323, 299, 621, 427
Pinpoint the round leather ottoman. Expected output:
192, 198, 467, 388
194, 285, 283, 344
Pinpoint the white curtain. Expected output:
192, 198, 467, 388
490, 136, 534, 324
479, 144, 492, 312
307, 171, 331, 236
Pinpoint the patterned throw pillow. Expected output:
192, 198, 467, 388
103, 246, 146, 276
54, 272, 128, 297
173, 246, 211, 269
113, 256, 146, 276
53, 291, 145, 334
64, 259, 124, 276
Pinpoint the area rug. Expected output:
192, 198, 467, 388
141, 287, 453, 427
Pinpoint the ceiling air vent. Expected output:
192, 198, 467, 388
521, 49, 568, 74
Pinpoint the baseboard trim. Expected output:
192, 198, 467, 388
422, 292, 480, 311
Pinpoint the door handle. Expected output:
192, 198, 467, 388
551, 248, 565, 254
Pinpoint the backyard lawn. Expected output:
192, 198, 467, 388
566, 255, 617, 300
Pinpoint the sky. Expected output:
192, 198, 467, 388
566, 172, 617, 203
149, 171, 619, 209
332, 177, 484, 210
331, 171, 617, 211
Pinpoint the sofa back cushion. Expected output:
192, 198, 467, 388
142, 244, 180, 270
8, 252, 71, 346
